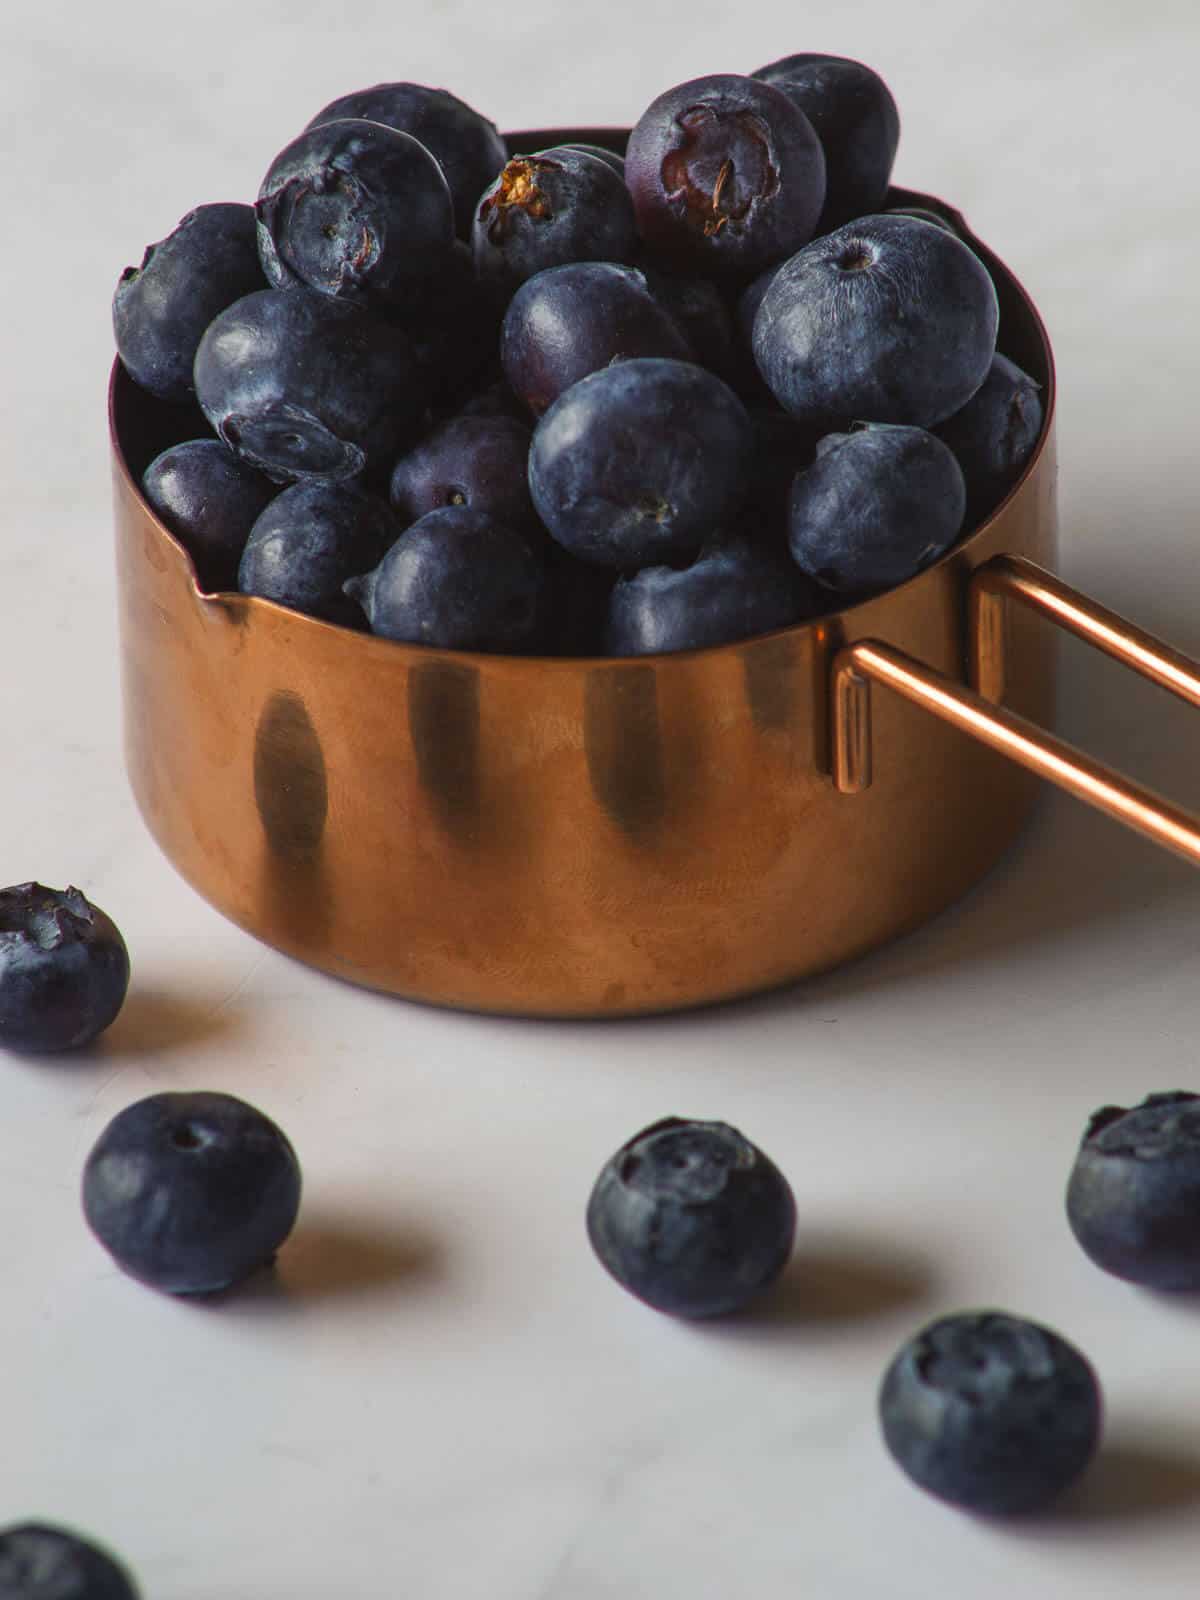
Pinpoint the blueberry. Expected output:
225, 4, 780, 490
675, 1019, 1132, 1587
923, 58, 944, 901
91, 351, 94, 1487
389, 415, 537, 533
639, 267, 739, 383
306, 82, 506, 238
528, 357, 753, 568
751, 54, 900, 230
142, 438, 278, 591
0, 884, 129, 1054
879, 1311, 1102, 1515
0, 1522, 139, 1599
1065, 1092, 1200, 1289
885, 203, 958, 234
454, 372, 527, 423
500, 263, 692, 417
753, 214, 999, 429
239, 481, 400, 624
345, 507, 547, 652
256, 119, 454, 305
789, 424, 965, 594
625, 75, 825, 281
586, 1117, 796, 1317
555, 141, 626, 177
81, 1090, 301, 1296
193, 287, 426, 484
935, 353, 1044, 525
113, 203, 264, 403
472, 147, 638, 293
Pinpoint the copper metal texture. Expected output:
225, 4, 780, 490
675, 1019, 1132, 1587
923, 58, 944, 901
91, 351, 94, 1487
109, 129, 1194, 1017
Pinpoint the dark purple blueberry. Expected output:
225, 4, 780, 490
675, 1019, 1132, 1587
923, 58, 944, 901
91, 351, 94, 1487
1066, 1092, 1200, 1290
81, 1090, 302, 1296
639, 268, 739, 382
789, 424, 965, 594
306, 82, 506, 238
454, 372, 526, 423
554, 142, 626, 177
500, 262, 692, 417
113, 203, 265, 403
730, 264, 784, 404
472, 148, 638, 293
389, 415, 536, 533
239, 481, 400, 625
751, 54, 899, 229
0, 1522, 139, 1599
255, 119, 454, 305
142, 438, 278, 590
389, 240, 501, 409
0, 884, 129, 1055
879, 1311, 1102, 1515
625, 74, 825, 281
345, 508, 547, 652
753, 214, 998, 429
935, 353, 1044, 524
586, 1117, 797, 1317
528, 357, 753, 568
886, 204, 958, 234
193, 288, 426, 484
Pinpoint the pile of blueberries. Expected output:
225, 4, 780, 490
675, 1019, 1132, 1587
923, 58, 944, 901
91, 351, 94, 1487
114, 58, 1045, 658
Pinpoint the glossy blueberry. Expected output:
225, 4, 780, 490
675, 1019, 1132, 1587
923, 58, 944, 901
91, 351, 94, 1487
753, 214, 999, 429
307, 82, 506, 238
935, 353, 1044, 524
0, 1522, 139, 1600
0, 884, 129, 1054
640, 268, 739, 384
345, 508, 546, 652
239, 482, 400, 625
472, 148, 638, 293
586, 1117, 796, 1317
142, 439, 277, 590
256, 119, 454, 305
625, 74, 825, 281
751, 54, 899, 230
82, 1090, 302, 1296
529, 357, 753, 568
556, 142, 626, 177
501, 263, 692, 417
1066, 1091, 1200, 1289
879, 1311, 1102, 1515
788, 424, 965, 594
194, 287, 425, 484
389, 416, 537, 533
113, 203, 264, 403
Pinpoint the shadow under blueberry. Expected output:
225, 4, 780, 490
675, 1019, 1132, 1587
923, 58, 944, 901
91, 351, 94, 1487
94, 987, 250, 1059
989, 1436, 1200, 1537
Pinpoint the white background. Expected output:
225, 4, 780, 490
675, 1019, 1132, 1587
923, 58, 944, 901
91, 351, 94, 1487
5, 0, 1200, 1593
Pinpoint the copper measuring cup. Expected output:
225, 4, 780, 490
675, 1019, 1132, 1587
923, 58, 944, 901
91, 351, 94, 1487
109, 127, 1200, 1018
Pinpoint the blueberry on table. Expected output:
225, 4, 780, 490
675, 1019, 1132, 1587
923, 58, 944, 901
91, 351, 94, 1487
788, 424, 965, 594
751, 54, 900, 230
389, 415, 537, 534
528, 357, 753, 568
935, 353, 1044, 525
142, 438, 277, 591
753, 213, 999, 429
239, 482, 400, 625
625, 74, 826, 281
0, 884, 129, 1054
586, 1117, 796, 1317
0, 1522, 140, 1599
879, 1311, 1102, 1515
113, 202, 264, 403
193, 287, 425, 484
82, 1091, 301, 1296
1066, 1091, 1200, 1289
256, 118, 454, 305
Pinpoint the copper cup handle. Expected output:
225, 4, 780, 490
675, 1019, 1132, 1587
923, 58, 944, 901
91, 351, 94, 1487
831, 555, 1200, 868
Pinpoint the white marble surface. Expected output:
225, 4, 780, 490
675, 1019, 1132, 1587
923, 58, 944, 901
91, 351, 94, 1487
5, 0, 1200, 1592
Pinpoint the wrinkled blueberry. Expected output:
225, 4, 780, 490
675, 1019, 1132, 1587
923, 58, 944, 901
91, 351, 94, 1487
789, 424, 965, 594
194, 287, 425, 484
239, 482, 400, 625
389, 415, 537, 533
82, 1090, 302, 1296
345, 508, 546, 652
751, 54, 899, 229
935, 353, 1044, 524
113, 203, 264, 403
586, 1117, 796, 1317
472, 147, 638, 292
626, 74, 825, 281
879, 1311, 1102, 1515
555, 141, 625, 177
0, 1522, 139, 1600
501, 262, 691, 417
640, 267, 739, 383
1066, 1091, 1200, 1289
256, 119, 454, 305
529, 357, 753, 568
307, 82, 506, 238
0, 884, 129, 1054
142, 438, 278, 590
753, 214, 999, 429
